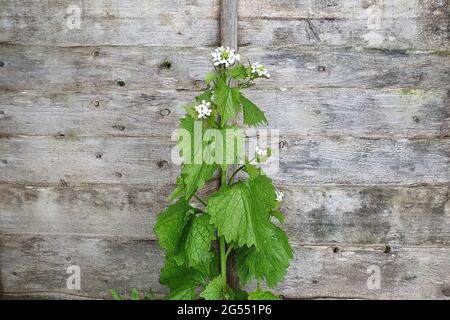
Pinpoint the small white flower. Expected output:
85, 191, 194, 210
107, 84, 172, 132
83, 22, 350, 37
211, 46, 240, 68
275, 191, 284, 202
251, 62, 270, 78
195, 100, 212, 119
255, 145, 268, 157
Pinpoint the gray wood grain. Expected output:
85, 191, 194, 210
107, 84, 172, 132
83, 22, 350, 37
221, 0, 238, 49
238, 0, 449, 50
1, 45, 449, 91
241, 46, 450, 90
278, 243, 450, 300
0, 87, 447, 138
277, 136, 449, 185
0, 234, 166, 299
3, 0, 447, 51
0, 0, 220, 47
1, 184, 448, 246
0, 44, 213, 91
1, 0, 449, 300
0, 135, 448, 185
2, 234, 449, 299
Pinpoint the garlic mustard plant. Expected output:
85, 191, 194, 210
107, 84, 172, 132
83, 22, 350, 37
153, 47, 293, 300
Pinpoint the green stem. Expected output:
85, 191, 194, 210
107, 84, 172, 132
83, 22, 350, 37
225, 244, 233, 258
219, 167, 228, 285
193, 194, 207, 207
228, 165, 245, 185
228, 156, 257, 185
219, 236, 227, 284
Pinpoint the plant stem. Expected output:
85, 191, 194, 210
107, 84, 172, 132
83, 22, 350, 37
225, 244, 233, 258
193, 194, 207, 207
228, 156, 257, 184
220, 167, 228, 285
219, 236, 227, 284
228, 164, 245, 184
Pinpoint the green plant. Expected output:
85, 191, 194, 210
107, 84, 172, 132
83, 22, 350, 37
154, 46, 293, 300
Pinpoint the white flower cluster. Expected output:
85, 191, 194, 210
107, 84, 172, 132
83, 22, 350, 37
275, 191, 284, 202
251, 62, 270, 78
195, 100, 212, 119
212, 46, 240, 67
255, 145, 268, 157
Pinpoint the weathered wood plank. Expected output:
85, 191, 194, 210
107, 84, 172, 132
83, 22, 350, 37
241, 46, 450, 90
0, 234, 166, 299
2, 234, 449, 299
0, 184, 171, 239
238, 0, 442, 19
243, 88, 449, 138
281, 185, 450, 245
238, 0, 449, 50
0, 136, 178, 185
221, 0, 238, 49
2, 0, 447, 51
0, 136, 448, 185
277, 136, 449, 185
1, 45, 449, 91
0, 89, 195, 137
1, 87, 447, 138
0, 0, 220, 46
278, 243, 450, 300
1, 184, 448, 245
0, 45, 213, 91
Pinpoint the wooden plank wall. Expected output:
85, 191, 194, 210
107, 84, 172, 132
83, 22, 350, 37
0, 0, 449, 299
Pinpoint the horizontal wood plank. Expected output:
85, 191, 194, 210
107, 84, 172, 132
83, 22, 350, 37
0, 87, 448, 138
0, 0, 220, 47
3, 0, 447, 51
1, 234, 449, 299
279, 243, 450, 300
277, 135, 449, 185
241, 46, 450, 90
0, 234, 166, 299
1, 184, 448, 245
0, 135, 448, 185
238, 0, 449, 50
1, 45, 449, 91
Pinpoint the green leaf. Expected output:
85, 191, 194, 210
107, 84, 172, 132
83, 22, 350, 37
184, 214, 216, 270
181, 164, 217, 199
207, 175, 275, 249
236, 224, 293, 288
170, 177, 186, 200
163, 283, 197, 300
270, 210, 285, 224
244, 159, 261, 180
200, 276, 225, 300
205, 71, 219, 84
158, 213, 217, 290
248, 290, 281, 300
160, 256, 203, 291
214, 77, 241, 125
195, 90, 213, 103
200, 276, 235, 300
153, 198, 191, 255
130, 288, 140, 300
240, 95, 268, 127
110, 290, 124, 300
252, 175, 278, 212
229, 64, 248, 80
177, 115, 218, 199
